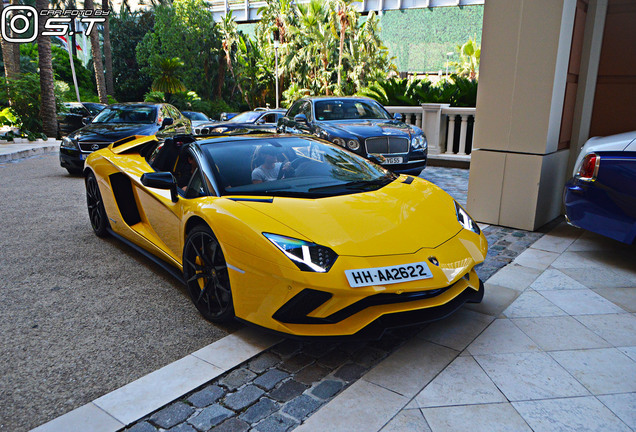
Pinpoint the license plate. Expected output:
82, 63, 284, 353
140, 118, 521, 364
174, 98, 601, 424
80, 153, 88, 160
384, 156, 403, 164
345, 261, 434, 288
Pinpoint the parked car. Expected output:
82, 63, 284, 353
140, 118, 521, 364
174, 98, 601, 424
278, 96, 427, 174
59, 102, 192, 175
57, 102, 106, 137
194, 109, 285, 136
83, 133, 487, 338
182, 111, 211, 129
564, 131, 636, 244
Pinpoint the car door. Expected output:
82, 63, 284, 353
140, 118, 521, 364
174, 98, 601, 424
283, 100, 313, 134
134, 146, 209, 260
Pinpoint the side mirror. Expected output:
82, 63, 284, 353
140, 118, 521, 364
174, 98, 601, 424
82, 117, 92, 125
256, 118, 266, 125
161, 117, 174, 129
141, 172, 178, 202
393, 113, 403, 122
294, 114, 308, 125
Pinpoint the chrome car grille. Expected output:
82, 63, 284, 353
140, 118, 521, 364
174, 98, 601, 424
365, 137, 409, 154
79, 141, 111, 152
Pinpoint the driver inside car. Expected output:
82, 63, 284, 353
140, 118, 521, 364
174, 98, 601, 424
251, 146, 293, 184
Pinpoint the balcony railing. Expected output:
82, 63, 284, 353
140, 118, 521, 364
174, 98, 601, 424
385, 104, 476, 159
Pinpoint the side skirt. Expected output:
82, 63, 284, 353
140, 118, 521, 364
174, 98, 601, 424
106, 227, 185, 284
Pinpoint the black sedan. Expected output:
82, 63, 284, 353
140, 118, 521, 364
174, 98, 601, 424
57, 102, 106, 137
278, 97, 427, 174
59, 103, 191, 175
194, 109, 285, 136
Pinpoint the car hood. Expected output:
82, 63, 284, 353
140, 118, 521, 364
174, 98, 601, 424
238, 177, 462, 256
320, 119, 416, 139
71, 123, 159, 142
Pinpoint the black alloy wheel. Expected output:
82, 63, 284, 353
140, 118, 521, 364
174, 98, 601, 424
85, 171, 109, 237
183, 225, 234, 323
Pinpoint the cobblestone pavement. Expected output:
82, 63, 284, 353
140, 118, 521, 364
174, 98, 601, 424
124, 166, 549, 432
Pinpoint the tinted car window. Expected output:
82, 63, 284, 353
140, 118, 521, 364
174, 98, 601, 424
201, 137, 395, 198
83, 103, 105, 116
299, 102, 312, 120
93, 106, 158, 124
314, 99, 391, 121
67, 105, 88, 116
229, 111, 262, 123
287, 101, 303, 118
183, 112, 209, 121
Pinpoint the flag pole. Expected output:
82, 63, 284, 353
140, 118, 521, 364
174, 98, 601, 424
67, 41, 81, 102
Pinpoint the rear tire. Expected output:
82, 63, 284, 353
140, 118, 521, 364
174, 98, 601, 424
183, 225, 234, 323
85, 171, 109, 237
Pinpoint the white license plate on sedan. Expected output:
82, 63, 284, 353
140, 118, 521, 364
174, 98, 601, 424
383, 156, 403, 164
345, 261, 434, 288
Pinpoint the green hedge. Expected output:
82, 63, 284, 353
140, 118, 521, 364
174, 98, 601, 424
379, 6, 483, 73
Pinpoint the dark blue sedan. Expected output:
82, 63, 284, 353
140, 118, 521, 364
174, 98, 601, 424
564, 131, 636, 244
277, 97, 427, 174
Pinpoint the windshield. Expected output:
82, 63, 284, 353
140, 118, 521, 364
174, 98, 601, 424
228, 111, 262, 123
202, 137, 396, 198
84, 103, 106, 116
92, 106, 158, 124
314, 99, 392, 121
184, 112, 209, 121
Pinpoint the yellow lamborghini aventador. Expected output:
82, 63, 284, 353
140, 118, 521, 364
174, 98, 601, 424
84, 133, 487, 338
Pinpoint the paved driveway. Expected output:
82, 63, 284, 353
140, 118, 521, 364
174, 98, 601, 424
0, 154, 233, 432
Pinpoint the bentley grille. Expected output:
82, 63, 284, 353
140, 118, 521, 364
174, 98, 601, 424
365, 137, 409, 154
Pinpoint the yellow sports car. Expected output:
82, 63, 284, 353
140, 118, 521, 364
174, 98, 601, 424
84, 133, 487, 338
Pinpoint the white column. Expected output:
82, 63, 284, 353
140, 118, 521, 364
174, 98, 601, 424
421, 103, 450, 155
446, 115, 456, 154
416, 113, 422, 128
458, 115, 469, 155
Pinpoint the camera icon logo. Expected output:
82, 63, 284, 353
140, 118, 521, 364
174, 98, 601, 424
1, 5, 38, 43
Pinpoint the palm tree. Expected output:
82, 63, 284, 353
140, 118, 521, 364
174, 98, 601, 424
85, 0, 108, 104
35, 0, 57, 137
332, 0, 356, 92
0, 2, 21, 82
152, 57, 186, 99
219, 12, 249, 107
102, 0, 115, 96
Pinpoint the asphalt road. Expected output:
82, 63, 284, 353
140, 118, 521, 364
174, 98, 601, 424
0, 153, 237, 431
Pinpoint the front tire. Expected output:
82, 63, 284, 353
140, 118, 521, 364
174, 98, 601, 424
183, 225, 234, 323
85, 171, 109, 237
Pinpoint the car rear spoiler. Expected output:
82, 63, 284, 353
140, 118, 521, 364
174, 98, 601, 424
110, 135, 158, 154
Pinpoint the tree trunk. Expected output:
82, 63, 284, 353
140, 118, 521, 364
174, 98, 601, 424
85, 0, 108, 104
36, 0, 58, 138
10, 0, 21, 75
102, 0, 114, 97
0, 2, 20, 82
215, 57, 225, 100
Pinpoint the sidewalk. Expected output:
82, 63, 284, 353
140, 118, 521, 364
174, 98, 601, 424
298, 223, 636, 432
0, 139, 60, 163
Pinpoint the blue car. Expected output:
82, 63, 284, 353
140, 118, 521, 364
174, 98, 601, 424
564, 131, 636, 244
278, 97, 427, 175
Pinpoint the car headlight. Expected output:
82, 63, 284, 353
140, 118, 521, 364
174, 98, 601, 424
347, 139, 360, 151
264, 233, 338, 273
332, 137, 345, 147
212, 127, 228, 134
411, 135, 427, 150
455, 202, 480, 235
61, 137, 79, 150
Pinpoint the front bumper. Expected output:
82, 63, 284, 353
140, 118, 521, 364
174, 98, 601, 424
226, 228, 487, 338
59, 148, 85, 172
371, 149, 428, 175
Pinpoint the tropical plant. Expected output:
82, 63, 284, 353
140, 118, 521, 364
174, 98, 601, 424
110, 7, 155, 102
136, 0, 223, 101
450, 38, 480, 79
151, 57, 186, 96
36, 0, 57, 138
